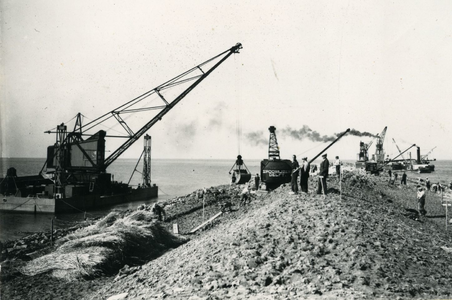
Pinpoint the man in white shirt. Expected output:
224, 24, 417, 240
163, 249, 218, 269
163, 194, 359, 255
335, 156, 341, 176
417, 186, 426, 216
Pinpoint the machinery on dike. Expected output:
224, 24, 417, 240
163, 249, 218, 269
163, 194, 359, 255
260, 126, 350, 190
0, 43, 243, 213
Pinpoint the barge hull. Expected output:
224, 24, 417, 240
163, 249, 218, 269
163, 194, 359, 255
1, 186, 158, 214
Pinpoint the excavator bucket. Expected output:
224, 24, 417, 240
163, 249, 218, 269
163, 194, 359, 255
231, 169, 251, 185
229, 155, 251, 184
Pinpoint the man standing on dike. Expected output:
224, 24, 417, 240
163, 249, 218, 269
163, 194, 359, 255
300, 157, 310, 193
417, 186, 427, 216
401, 171, 407, 185
426, 178, 431, 191
291, 155, 300, 194
317, 154, 329, 195
335, 156, 341, 176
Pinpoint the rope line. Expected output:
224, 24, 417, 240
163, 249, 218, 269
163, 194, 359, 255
234, 54, 241, 155
46, 114, 79, 132
8, 196, 34, 211
297, 142, 325, 159
58, 198, 87, 213
158, 187, 170, 196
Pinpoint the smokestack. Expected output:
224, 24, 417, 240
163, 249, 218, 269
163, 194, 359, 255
417, 147, 421, 164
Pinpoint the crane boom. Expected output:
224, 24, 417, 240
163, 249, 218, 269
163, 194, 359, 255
392, 138, 407, 163
103, 43, 242, 169
43, 43, 242, 176
421, 146, 437, 160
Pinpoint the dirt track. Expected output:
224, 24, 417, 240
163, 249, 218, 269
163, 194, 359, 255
2, 172, 452, 299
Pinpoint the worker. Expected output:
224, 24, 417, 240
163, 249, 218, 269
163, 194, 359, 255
432, 182, 444, 193
334, 156, 341, 176
197, 188, 204, 199
317, 154, 329, 195
254, 173, 260, 191
151, 203, 166, 221
416, 186, 426, 216
394, 172, 398, 183
426, 178, 431, 191
401, 172, 407, 185
449, 181, 452, 190
299, 157, 310, 193
239, 183, 252, 206
291, 155, 299, 194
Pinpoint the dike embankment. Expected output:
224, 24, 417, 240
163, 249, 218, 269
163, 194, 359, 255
2, 170, 452, 300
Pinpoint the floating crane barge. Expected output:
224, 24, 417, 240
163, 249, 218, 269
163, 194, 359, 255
0, 43, 243, 213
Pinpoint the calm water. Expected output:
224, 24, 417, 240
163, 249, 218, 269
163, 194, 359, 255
1, 158, 451, 242
0, 157, 261, 242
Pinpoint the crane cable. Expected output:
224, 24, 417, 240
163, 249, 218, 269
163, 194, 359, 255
234, 54, 241, 155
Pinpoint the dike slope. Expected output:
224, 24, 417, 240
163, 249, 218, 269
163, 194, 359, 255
91, 173, 452, 300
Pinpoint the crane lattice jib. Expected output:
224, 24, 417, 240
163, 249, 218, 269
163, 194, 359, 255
375, 126, 387, 163
74, 43, 242, 170
268, 126, 280, 159
392, 138, 407, 163
421, 146, 437, 160
377, 127, 387, 148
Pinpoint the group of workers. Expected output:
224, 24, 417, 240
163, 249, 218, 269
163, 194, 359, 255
387, 170, 408, 185
290, 153, 338, 196
387, 169, 452, 218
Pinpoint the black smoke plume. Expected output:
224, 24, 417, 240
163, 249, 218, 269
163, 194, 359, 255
245, 126, 377, 146
281, 126, 337, 143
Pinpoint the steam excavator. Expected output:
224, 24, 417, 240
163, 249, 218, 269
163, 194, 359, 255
260, 126, 293, 190
0, 43, 243, 213
260, 126, 350, 190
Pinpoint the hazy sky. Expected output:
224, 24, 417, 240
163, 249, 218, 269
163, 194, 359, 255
1, 1, 452, 162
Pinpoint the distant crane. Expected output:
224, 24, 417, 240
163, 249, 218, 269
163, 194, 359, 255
421, 146, 437, 161
374, 126, 387, 164
358, 139, 375, 162
392, 138, 409, 164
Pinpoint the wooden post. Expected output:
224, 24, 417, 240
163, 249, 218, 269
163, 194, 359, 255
444, 192, 446, 230
190, 212, 223, 234
442, 192, 452, 230
51, 217, 54, 245
203, 195, 205, 223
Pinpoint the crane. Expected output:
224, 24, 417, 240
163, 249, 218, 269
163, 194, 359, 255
359, 138, 374, 161
392, 138, 409, 164
421, 146, 437, 161
43, 43, 243, 196
374, 126, 387, 164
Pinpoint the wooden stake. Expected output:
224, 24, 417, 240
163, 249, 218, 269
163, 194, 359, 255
190, 212, 223, 234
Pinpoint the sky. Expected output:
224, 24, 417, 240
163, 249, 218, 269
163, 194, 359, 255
1, 0, 452, 163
